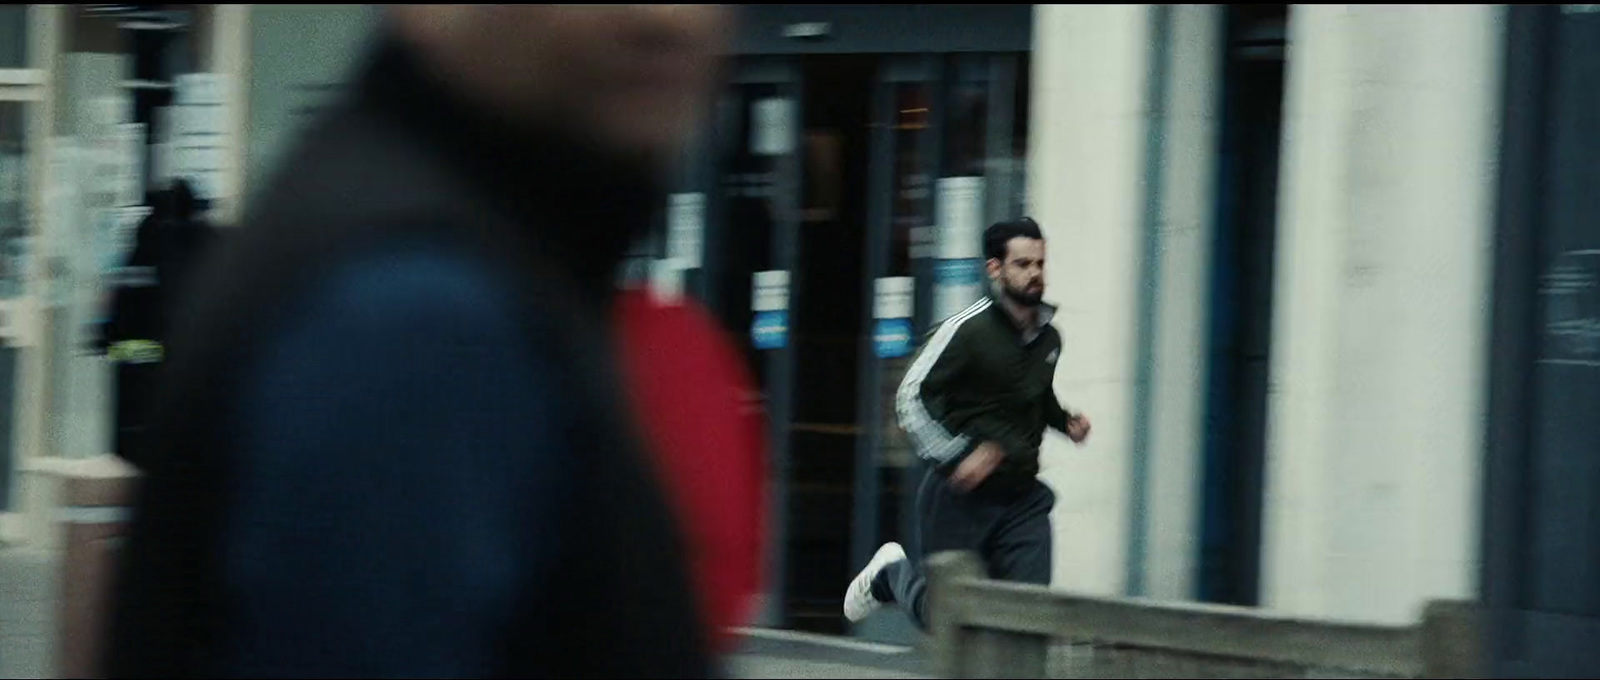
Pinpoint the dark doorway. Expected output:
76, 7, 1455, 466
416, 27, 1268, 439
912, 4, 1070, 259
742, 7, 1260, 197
1197, 4, 1288, 607
1485, 5, 1600, 677
783, 53, 876, 634
702, 47, 1031, 636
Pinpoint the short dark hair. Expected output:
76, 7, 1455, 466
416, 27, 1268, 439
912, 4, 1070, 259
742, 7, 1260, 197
984, 217, 1044, 262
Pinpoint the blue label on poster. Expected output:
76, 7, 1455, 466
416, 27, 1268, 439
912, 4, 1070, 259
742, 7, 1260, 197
935, 258, 985, 286
752, 310, 788, 350
874, 318, 915, 359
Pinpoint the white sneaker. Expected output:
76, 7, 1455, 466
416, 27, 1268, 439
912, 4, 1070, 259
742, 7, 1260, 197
844, 542, 907, 623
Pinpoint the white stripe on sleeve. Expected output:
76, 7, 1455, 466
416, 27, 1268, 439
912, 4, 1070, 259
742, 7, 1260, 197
895, 299, 991, 465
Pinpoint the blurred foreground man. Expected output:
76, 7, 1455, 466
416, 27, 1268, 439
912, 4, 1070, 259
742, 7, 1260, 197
106, 6, 737, 678
844, 218, 1091, 630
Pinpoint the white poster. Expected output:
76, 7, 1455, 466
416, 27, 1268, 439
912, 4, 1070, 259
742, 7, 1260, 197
90, 95, 130, 128
752, 270, 790, 312
173, 74, 232, 201
666, 192, 706, 270
933, 177, 988, 322
751, 270, 791, 351
176, 73, 227, 107
935, 177, 985, 260
874, 277, 915, 320
751, 98, 795, 157
934, 267, 987, 324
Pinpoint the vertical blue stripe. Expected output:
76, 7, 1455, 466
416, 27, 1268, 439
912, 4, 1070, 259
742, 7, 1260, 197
1127, 4, 1174, 598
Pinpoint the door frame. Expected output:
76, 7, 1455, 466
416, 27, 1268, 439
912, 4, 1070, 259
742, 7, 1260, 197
846, 50, 1029, 643
1483, 4, 1600, 676
701, 57, 806, 628
848, 54, 939, 644
703, 45, 1034, 635
1481, 6, 1546, 674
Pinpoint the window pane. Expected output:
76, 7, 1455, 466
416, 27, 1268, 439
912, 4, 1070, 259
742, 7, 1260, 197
0, 6, 27, 70
878, 79, 933, 474
0, 101, 27, 299
941, 58, 990, 179
1012, 53, 1032, 218
932, 56, 991, 323
715, 80, 791, 377
0, 100, 23, 510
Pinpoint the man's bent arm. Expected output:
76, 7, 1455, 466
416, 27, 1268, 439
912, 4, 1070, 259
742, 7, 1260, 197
1044, 388, 1073, 434
896, 304, 987, 470
220, 250, 574, 678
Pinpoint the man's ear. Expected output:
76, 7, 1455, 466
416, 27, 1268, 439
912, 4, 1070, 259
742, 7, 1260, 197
986, 257, 1003, 279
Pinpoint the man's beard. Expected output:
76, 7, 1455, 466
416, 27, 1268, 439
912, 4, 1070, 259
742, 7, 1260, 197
1002, 282, 1043, 308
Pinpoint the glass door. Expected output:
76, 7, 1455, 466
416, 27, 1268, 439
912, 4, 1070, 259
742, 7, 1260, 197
850, 54, 937, 643
850, 51, 1030, 644
704, 57, 804, 628
697, 50, 1030, 636
929, 53, 1026, 327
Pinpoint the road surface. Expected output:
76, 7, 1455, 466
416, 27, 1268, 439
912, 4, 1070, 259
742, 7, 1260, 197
3, 547, 929, 679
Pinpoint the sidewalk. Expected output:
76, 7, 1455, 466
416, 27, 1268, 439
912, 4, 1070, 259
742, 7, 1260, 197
727, 628, 933, 679
728, 654, 931, 679
0, 547, 57, 679
1, 546, 932, 680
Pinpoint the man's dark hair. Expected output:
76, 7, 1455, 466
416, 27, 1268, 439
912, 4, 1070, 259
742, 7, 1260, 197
984, 217, 1044, 262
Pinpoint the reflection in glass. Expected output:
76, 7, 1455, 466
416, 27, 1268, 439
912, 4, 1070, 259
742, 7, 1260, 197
716, 83, 784, 379
879, 81, 933, 470
891, 84, 930, 276
0, 103, 27, 300
0, 100, 21, 509
1011, 54, 1032, 218
0, 6, 27, 70
932, 57, 993, 326
942, 66, 990, 180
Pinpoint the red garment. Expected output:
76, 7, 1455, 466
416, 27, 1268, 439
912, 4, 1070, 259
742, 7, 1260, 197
614, 288, 768, 653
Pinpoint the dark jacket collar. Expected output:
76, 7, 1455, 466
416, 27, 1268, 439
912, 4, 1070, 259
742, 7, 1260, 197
985, 284, 1057, 342
350, 37, 662, 299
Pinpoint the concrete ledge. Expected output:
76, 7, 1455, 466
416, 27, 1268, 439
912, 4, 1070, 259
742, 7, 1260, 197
28, 455, 140, 680
927, 550, 1481, 678
14, 455, 139, 551
23, 455, 140, 507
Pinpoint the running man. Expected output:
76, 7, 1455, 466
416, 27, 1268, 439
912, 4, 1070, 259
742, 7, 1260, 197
844, 217, 1091, 628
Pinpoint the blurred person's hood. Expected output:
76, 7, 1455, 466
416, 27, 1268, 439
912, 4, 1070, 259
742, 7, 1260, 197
354, 36, 663, 301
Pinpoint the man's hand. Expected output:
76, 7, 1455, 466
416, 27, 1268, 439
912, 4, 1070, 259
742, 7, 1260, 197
951, 441, 1005, 493
1066, 413, 1091, 444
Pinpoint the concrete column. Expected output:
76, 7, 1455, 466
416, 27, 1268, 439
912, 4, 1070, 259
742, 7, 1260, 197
3, 4, 63, 546
197, 3, 251, 225
1027, 4, 1155, 596
1261, 5, 1503, 623
1140, 4, 1225, 601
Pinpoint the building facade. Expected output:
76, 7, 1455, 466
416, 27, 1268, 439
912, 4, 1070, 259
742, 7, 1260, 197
4, 5, 1596, 673
1028, 4, 1499, 625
